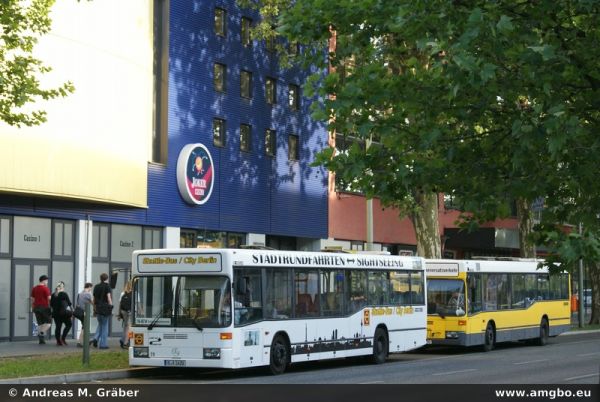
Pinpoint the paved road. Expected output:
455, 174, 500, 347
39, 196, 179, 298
97, 332, 599, 384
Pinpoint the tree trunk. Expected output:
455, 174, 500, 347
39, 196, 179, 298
410, 191, 441, 258
587, 262, 600, 325
516, 197, 536, 258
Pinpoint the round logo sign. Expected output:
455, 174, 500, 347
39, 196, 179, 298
176, 144, 215, 205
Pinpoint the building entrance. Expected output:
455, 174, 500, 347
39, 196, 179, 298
110, 265, 131, 336
12, 260, 50, 340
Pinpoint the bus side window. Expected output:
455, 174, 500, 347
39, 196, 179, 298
296, 294, 312, 316
467, 273, 482, 314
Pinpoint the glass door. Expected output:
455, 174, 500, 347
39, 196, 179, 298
110, 265, 131, 336
12, 261, 49, 340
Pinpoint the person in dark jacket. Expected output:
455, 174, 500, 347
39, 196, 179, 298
50, 281, 73, 346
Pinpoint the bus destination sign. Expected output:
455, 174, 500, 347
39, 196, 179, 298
426, 262, 459, 277
137, 253, 222, 273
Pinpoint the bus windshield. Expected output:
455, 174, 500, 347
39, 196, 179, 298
133, 276, 231, 328
427, 279, 466, 317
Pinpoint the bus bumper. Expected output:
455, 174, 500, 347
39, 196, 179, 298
428, 332, 483, 347
129, 347, 235, 369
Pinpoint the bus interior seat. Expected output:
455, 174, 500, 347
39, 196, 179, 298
296, 294, 312, 315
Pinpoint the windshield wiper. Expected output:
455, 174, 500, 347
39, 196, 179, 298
191, 317, 204, 332
148, 305, 168, 330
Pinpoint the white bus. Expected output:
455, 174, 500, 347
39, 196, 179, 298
129, 248, 427, 374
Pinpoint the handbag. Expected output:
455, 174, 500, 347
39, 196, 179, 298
61, 300, 73, 318
73, 295, 84, 321
73, 306, 84, 321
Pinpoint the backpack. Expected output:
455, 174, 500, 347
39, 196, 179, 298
119, 291, 132, 312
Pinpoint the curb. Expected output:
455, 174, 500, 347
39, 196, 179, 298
560, 329, 600, 336
0, 367, 159, 385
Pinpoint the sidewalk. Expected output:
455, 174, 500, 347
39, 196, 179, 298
0, 336, 123, 358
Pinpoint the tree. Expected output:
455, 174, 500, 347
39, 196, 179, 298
0, 0, 74, 127
243, 0, 600, 322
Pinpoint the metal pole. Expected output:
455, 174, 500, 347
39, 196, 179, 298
578, 223, 584, 328
365, 136, 374, 251
366, 198, 374, 251
83, 303, 91, 366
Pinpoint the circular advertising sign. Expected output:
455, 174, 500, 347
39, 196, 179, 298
176, 143, 215, 205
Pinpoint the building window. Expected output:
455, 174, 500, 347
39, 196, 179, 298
214, 63, 226, 92
92, 223, 110, 260
288, 84, 299, 111
53, 220, 74, 258
288, 42, 299, 56
265, 35, 275, 52
240, 124, 251, 152
288, 134, 299, 161
265, 129, 276, 157
241, 17, 252, 47
180, 230, 196, 248
152, 0, 169, 164
241, 70, 252, 99
215, 8, 226, 37
0, 216, 11, 256
143, 227, 163, 249
213, 118, 226, 147
266, 77, 276, 104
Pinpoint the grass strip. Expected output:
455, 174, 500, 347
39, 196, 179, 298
0, 351, 129, 379
569, 323, 600, 331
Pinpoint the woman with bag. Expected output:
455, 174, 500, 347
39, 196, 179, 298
50, 281, 73, 346
118, 280, 133, 349
75, 282, 93, 347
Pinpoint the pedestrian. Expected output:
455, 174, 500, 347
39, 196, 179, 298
118, 280, 133, 349
50, 281, 73, 346
91, 273, 113, 349
30, 274, 52, 344
75, 282, 94, 347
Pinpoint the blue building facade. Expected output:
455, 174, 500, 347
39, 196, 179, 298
0, 0, 327, 341
149, 0, 328, 242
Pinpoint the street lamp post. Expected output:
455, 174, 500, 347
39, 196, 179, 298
578, 223, 584, 328
365, 135, 374, 251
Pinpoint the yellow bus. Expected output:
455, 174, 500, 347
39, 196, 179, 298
426, 258, 570, 351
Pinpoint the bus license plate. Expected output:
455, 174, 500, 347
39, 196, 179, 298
164, 360, 186, 367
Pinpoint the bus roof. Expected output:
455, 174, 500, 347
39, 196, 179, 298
426, 259, 549, 277
132, 248, 424, 275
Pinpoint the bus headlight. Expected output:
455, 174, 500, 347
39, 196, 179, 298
203, 348, 221, 359
445, 332, 459, 339
133, 347, 149, 358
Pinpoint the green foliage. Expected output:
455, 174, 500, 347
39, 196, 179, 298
0, 0, 74, 127
0, 351, 129, 379
244, 0, 600, 270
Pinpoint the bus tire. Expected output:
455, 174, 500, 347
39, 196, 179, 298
269, 334, 290, 375
535, 318, 549, 346
483, 323, 495, 352
372, 327, 388, 364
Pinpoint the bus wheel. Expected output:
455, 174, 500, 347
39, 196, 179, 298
483, 323, 495, 352
372, 327, 388, 364
269, 334, 289, 375
535, 318, 549, 346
